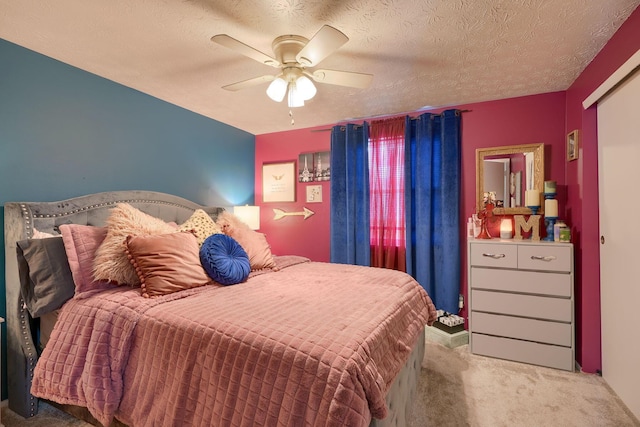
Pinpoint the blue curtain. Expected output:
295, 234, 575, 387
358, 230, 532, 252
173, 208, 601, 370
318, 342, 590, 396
330, 110, 461, 313
330, 123, 371, 265
405, 109, 461, 313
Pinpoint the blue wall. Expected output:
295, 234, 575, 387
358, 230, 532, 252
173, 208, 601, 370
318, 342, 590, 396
0, 39, 256, 400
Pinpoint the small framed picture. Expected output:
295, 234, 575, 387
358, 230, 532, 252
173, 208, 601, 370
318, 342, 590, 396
567, 130, 579, 161
306, 185, 322, 203
313, 151, 331, 181
298, 152, 315, 182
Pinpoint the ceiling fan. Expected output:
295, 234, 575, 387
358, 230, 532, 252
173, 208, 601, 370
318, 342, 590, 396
211, 25, 373, 108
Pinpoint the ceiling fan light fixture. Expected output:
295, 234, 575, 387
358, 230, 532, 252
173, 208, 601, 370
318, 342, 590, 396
213, 25, 374, 115
287, 82, 305, 108
296, 75, 317, 101
266, 77, 287, 102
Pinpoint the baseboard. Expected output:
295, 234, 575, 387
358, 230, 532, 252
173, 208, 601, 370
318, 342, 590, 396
425, 325, 469, 348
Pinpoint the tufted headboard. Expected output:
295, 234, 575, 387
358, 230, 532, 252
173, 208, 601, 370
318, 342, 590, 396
3, 190, 224, 418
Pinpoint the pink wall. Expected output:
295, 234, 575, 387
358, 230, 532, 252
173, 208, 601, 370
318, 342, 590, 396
254, 4, 639, 374
454, 93, 567, 227
255, 125, 332, 262
564, 6, 640, 373
255, 92, 566, 309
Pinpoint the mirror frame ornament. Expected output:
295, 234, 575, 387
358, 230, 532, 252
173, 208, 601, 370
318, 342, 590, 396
476, 143, 545, 215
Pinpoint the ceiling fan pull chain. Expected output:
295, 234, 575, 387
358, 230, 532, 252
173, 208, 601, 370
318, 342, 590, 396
289, 109, 295, 126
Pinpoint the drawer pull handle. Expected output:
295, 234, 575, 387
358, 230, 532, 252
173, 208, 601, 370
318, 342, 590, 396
482, 253, 506, 259
531, 255, 557, 262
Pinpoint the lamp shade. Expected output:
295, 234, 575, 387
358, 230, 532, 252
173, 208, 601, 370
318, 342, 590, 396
266, 73, 316, 107
266, 77, 287, 102
233, 205, 261, 230
296, 75, 317, 100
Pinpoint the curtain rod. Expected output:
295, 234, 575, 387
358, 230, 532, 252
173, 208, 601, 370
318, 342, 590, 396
328, 109, 472, 131
410, 109, 472, 119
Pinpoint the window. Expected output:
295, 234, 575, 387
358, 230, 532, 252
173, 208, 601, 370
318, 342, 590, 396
368, 117, 407, 270
369, 135, 405, 247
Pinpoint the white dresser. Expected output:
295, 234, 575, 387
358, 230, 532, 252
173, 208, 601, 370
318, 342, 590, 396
467, 239, 574, 371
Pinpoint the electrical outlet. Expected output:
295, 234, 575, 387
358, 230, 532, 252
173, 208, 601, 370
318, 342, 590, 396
458, 294, 464, 310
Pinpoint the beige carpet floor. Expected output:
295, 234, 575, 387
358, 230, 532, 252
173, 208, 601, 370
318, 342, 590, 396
3, 343, 638, 427
411, 343, 639, 427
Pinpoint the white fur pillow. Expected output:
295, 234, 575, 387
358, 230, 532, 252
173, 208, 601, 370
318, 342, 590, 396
93, 203, 176, 286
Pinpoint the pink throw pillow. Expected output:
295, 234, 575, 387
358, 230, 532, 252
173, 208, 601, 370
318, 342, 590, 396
59, 224, 114, 294
125, 232, 210, 298
216, 211, 278, 271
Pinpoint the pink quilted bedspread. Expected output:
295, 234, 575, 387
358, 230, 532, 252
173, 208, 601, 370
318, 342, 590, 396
32, 256, 436, 427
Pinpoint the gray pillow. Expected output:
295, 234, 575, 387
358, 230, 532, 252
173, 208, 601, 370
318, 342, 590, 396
16, 237, 75, 318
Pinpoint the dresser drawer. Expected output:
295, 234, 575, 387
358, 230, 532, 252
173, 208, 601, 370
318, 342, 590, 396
471, 333, 574, 371
470, 268, 572, 297
470, 243, 518, 268
517, 244, 572, 272
471, 312, 572, 346
472, 289, 571, 322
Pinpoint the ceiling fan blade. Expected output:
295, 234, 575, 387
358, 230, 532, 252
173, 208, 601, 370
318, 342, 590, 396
296, 25, 349, 67
310, 69, 373, 89
222, 74, 276, 91
211, 34, 281, 68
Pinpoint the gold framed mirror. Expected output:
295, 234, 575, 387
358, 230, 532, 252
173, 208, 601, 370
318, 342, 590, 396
476, 143, 544, 215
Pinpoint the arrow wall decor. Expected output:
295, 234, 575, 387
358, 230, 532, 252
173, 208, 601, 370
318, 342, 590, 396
273, 207, 315, 220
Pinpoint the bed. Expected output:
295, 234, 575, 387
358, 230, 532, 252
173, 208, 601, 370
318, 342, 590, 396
4, 190, 436, 427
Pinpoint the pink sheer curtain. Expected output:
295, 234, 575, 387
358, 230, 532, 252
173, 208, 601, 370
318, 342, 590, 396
369, 117, 406, 271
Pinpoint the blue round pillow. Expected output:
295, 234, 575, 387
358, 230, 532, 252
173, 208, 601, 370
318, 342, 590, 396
199, 234, 250, 285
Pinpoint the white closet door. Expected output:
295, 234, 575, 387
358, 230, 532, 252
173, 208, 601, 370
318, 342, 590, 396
597, 67, 640, 420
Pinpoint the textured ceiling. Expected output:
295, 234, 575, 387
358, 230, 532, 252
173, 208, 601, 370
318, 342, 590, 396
1, 0, 638, 135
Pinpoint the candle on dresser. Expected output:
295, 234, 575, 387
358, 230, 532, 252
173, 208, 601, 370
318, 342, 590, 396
545, 199, 558, 217
525, 189, 540, 206
500, 218, 513, 239
544, 180, 557, 195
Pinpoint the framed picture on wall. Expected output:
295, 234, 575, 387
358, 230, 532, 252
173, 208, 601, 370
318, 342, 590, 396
263, 161, 296, 203
298, 151, 331, 182
298, 152, 315, 182
313, 151, 331, 181
306, 185, 322, 203
567, 130, 579, 161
